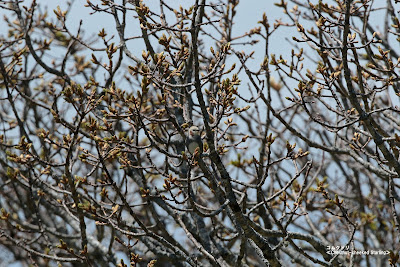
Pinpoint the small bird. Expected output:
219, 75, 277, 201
186, 126, 203, 155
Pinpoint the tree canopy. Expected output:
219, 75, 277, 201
0, 0, 399, 266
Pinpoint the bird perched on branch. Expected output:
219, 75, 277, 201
186, 126, 203, 155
